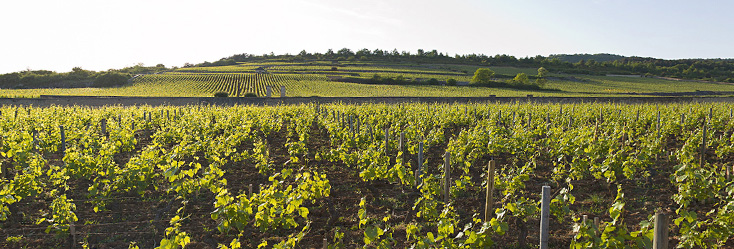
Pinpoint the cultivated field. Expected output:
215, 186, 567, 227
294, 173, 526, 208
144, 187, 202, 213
1, 103, 733, 248
2, 61, 734, 98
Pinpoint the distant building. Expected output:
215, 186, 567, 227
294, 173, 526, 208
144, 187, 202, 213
255, 67, 267, 74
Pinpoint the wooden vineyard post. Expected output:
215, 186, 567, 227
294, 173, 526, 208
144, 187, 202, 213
701, 123, 707, 166
527, 112, 532, 129
323, 237, 328, 249
593, 217, 600, 235
368, 125, 374, 141
70, 222, 76, 246
348, 117, 353, 137
100, 118, 107, 137
594, 121, 599, 142
656, 111, 660, 139
280, 86, 286, 98
59, 125, 66, 155
415, 141, 424, 187
568, 115, 573, 130
249, 184, 253, 198
559, 105, 563, 116
709, 107, 713, 121
32, 129, 38, 151
355, 116, 360, 132
540, 186, 551, 249
497, 110, 502, 126
484, 160, 495, 221
601, 108, 606, 123
384, 128, 390, 155
399, 132, 405, 163
653, 212, 669, 249
636, 109, 640, 123
266, 86, 272, 98
680, 113, 685, 125
443, 151, 450, 204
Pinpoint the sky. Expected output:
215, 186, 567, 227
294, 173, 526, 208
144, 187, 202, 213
1, 0, 733, 74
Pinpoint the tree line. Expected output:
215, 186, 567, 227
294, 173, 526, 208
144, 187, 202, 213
0, 64, 168, 89
205, 49, 734, 82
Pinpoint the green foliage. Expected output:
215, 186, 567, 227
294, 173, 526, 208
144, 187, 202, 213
214, 91, 229, 97
243, 92, 258, 97
470, 68, 495, 84
446, 78, 457, 86
537, 67, 549, 77
4, 103, 734, 248
511, 73, 529, 85
93, 72, 130, 87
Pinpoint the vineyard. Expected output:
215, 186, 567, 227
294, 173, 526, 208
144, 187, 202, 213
3, 61, 734, 98
1, 102, 734, 248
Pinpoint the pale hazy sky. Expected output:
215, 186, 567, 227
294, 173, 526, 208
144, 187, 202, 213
1, 0, 732, 74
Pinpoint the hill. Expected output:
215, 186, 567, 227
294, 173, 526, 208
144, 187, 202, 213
2, 60, 734, 98
548, 53, 626, 63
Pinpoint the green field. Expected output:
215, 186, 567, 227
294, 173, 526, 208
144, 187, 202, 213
2, 61, 734, 98
1, 103, 733, 248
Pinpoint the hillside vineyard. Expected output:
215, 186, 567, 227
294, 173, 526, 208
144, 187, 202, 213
0, 103, 733, 248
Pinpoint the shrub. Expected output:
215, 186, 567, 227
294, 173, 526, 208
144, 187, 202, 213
471, 68, 495, 84
93, 72, 130, 87
446, 78, 457, 86
214, 92, 229, 97
243, 92, 257, 97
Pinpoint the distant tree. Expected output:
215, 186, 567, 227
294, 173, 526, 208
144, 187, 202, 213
417, 49, 425, 56
470, 68, 495, 84
373, 49, 384, 57
214, 91, 229, 97
155, 64, 165, 68
535, 67, 549, 87
93, 72, 129, 87
512, 73, 529, 85
337, 48, 354, 56
537, 67, 549, 77
446, 78, 457, 86
356, 48, 371, 57
69, 67, 92, 80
